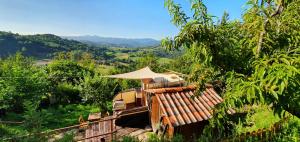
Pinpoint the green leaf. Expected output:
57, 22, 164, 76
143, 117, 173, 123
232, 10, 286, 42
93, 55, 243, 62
270, 90, 278, 100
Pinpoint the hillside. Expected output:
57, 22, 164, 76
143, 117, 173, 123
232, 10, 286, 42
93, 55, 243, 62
63, 35, 160, 48
0, 31, 108, 59
0, 31, 179, 65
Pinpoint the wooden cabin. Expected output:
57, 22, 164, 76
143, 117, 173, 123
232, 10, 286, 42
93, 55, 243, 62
107, 67, 232, 139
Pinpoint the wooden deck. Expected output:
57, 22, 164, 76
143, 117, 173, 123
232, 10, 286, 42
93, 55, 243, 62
116, 106, 148, 117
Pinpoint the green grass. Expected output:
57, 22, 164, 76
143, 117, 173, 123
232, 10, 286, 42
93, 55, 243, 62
0, 123, 28, 138
129, 56, 141, 62
0, 104, 99, 139
41, 104, 99, 129
115, 53, 129, 60
97, 64, 115, 75
235, 105, 281, 134
158, 57, 173, 64
105, 51, 115, 56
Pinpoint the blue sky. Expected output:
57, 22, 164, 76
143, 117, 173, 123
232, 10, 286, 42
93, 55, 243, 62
0, 0, 246, 40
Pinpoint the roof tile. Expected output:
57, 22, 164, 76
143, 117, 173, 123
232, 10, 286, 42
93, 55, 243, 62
149, 86, 228, 127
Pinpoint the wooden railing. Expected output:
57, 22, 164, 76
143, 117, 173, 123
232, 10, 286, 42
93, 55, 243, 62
84, 116, 116, 141
1, 116, 118, 142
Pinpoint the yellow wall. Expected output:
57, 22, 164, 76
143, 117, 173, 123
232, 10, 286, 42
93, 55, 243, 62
113, 91, 136, 104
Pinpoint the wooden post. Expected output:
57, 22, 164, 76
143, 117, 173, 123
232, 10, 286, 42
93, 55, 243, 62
110, 118, 113, 141
168, 125, 175, 138
115, 118, 117, 140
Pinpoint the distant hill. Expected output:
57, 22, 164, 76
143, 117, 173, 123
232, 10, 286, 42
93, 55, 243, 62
63, 35, 160, 48
0, 31, 171, 65
0, 31, 109, 58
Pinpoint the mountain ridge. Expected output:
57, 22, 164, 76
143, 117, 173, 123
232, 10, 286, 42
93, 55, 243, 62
63, 35, 160, 48
0, 31, 109, 58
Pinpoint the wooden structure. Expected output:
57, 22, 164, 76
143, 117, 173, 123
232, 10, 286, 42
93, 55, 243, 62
84, 115, 116, 142
109, 67, 185, 129
83, 114, 149, 142
111, 67, 185, 113
102, 67, 233, 140
113, 88, 143, 110
145, 85, 235, 139
111, 84, 233, 139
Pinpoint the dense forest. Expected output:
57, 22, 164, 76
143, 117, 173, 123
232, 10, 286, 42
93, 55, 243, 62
1, 0, 300, 141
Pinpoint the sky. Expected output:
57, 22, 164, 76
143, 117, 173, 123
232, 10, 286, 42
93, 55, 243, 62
0, 0, 247, 40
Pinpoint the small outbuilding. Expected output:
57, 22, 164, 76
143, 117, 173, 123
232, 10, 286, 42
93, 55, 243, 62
145, 85, 235, 139
104, 67, 234, 139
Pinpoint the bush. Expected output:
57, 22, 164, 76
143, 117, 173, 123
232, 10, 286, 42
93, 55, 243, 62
121, 136, 139, 142
272, 117, 300, 142
146, 133, 184, 142
54, 130, 75, 142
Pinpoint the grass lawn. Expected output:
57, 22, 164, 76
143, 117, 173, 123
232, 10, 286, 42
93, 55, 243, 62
235, 105, 281, 134
0, 104, 99, 139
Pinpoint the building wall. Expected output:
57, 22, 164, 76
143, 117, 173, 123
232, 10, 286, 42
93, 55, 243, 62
113, 91, 136, 104
174, 120, 209, 140
150, 95, 175, 138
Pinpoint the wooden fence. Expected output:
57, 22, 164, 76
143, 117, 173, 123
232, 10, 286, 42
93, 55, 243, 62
1, 116, 118, 142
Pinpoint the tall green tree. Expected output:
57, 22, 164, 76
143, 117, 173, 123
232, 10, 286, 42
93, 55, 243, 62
162, 0, 300, 140
0, 53, 49, 112
136, 53, 160, 71
79, 75, 117, 113
46, 56, 93, 104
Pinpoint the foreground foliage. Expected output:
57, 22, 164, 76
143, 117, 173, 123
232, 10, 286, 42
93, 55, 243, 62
0, 104, 99, 139
162, 0, 300, 140
0, 53, 50, 112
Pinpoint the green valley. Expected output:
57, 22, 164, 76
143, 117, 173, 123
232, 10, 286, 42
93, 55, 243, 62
1, 0, 300, 141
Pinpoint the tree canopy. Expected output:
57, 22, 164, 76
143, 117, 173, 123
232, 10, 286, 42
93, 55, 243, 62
0, 53, 50, 111
162, 0, 300, 140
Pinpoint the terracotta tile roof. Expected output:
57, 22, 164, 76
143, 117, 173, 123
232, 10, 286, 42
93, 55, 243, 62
146, 85, 197, 94
146, 85, 234, 127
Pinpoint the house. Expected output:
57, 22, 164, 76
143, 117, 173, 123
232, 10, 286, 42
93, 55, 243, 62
105, 67, 232, 139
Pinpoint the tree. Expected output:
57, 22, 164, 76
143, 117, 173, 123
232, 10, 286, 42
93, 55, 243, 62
79, 75, 118, 113
22, 101, 47, 142
162, 0, 300, 140
0, 53, 49, 112
136, 53, 160, 71
78, 52, 96, 70
46, 58, 93, 104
